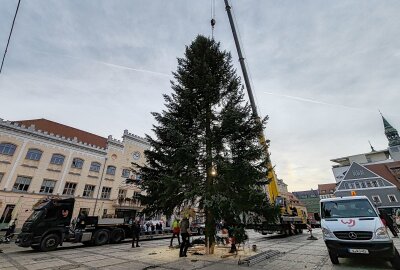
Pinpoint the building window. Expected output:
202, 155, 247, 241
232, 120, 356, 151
0, 172, 4, 183
83, 185, 95, 198
360, 182, 366, 188
122, 169, 130, 178
372, 180, 379, 187
321, 190, 326, 194
118, 189, 127, 198
0, 143, 16, 156
13, 176, 32, 192
25, 149, 43, 161
106, 166, 116, 175
329, 189, 334, 193
366, 181, 372, 188
0, 204, 15, 223
63, 182, 77, 195
101, 187, 112, 199
372, 195, 381, 203
39, 179, 56, 194
388, 195, 398, 203
50, 154, 65, 165
71, 158, 84, 169
79, 208, 90, 215
89, 162, 101, 172
390, 167, 400, 174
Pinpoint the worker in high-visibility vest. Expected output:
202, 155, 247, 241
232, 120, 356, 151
169, 218, 181, 247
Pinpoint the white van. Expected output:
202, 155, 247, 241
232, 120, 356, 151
318, 196, 400, 269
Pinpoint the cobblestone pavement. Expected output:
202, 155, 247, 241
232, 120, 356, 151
1, 229, 399, 270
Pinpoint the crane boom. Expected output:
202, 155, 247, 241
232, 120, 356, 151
224, 0, 279, 202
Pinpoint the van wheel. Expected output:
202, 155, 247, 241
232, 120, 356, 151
110, 228, 125, 243
390, 248, 400, 270
40, 234, 60, 252
329, 250, 339, 265
93, 229, 109, 246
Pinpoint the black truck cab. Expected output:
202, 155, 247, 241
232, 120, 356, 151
17, 197, 131, 251
17, 197, 75, 251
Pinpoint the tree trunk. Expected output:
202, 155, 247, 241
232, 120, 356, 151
205, 102, 215, 254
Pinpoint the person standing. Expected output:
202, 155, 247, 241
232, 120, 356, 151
170, 218, 181, 247
380, 210, 398, 238
179, 217, 190, 257
4, 219, 16, 243
131, 220, 141, 248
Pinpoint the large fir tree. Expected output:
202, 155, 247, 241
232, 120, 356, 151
135, 35, 276, 253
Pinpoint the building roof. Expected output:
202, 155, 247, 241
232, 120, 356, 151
292, 189, 319, 197
330, 149, 389, 165
15, 118, 108, 149
365, 161, 400, 189
318, 183, 337, 194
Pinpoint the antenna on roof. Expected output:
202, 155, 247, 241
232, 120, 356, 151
368, 140, 376, 152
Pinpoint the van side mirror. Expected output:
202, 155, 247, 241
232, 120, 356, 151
314, 213, 321, 221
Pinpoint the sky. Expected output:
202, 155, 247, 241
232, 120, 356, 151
1, 0, 399, 192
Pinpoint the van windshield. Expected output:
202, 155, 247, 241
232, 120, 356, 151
321, 199, 377, 219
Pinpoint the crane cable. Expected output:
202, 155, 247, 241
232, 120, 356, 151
0, 0, 21, 74
210, 0, 216, 39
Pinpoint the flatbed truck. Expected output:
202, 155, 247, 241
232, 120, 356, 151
17, 197, 134, 251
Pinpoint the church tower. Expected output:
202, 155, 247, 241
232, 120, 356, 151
381, 113, 400, 161
381, 114, 400, 147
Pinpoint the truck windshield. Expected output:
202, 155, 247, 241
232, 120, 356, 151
26, 210, 43, 222
321, 199, 377, 219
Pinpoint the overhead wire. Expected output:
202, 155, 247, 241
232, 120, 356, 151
0, 0, 21, 74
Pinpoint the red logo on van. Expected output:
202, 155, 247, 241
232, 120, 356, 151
340, 219, 356, 227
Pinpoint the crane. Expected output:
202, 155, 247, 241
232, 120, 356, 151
223, 0, 307, 235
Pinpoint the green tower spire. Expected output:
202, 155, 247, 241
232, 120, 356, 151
381, 112, 400, 147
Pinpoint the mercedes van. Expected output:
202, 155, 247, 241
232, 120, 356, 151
318, 196, 400, 269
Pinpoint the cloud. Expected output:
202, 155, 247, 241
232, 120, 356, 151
1, 0, 399, 193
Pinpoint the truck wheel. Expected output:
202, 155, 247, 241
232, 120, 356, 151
390, 248, 400, 270
329, 250, 339, 265
40, 234, 60, 252
110, 228, 125, 243
93, 229, 109, 246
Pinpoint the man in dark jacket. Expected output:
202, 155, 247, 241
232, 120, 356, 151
179, 217, 190, 257
131, 220, 141, 247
